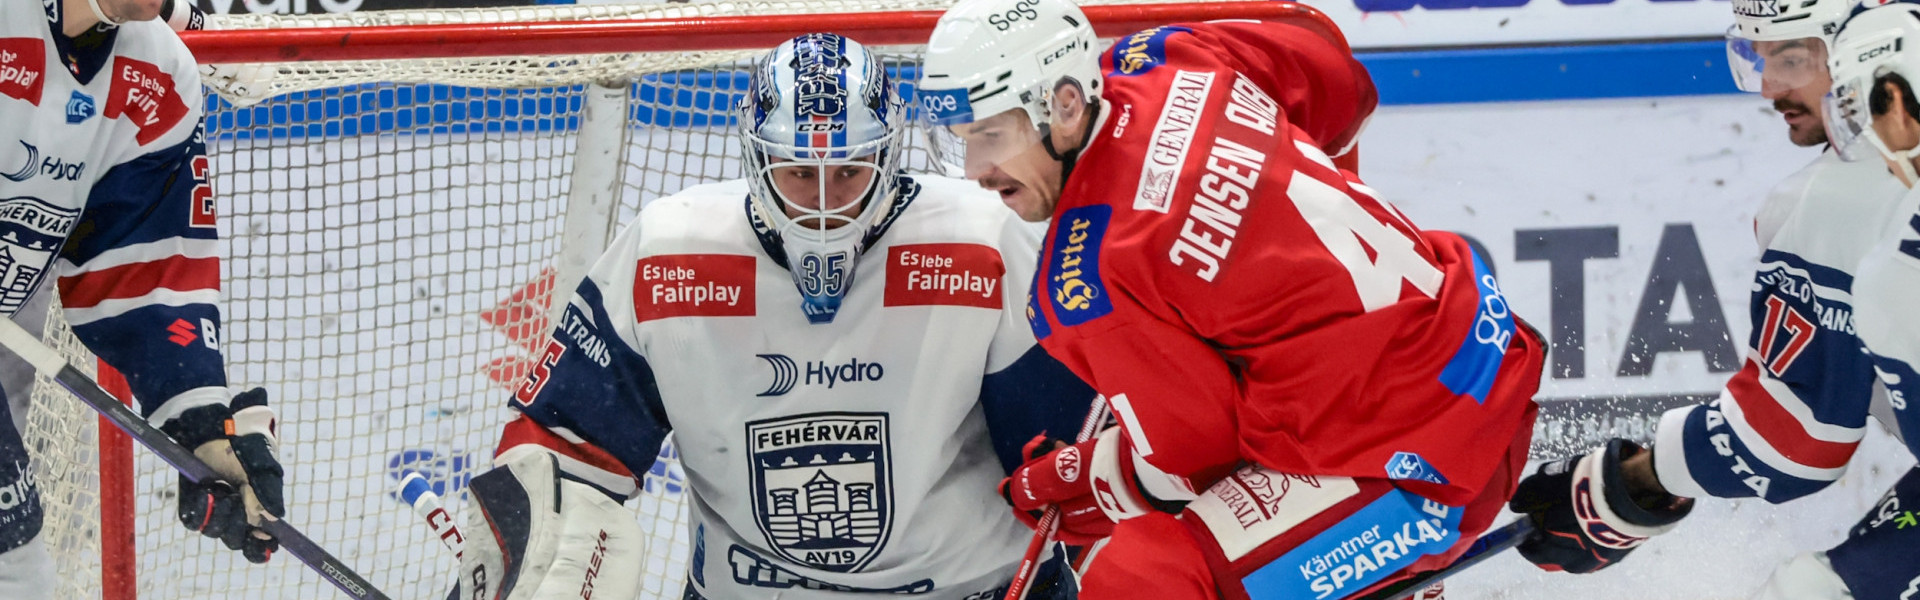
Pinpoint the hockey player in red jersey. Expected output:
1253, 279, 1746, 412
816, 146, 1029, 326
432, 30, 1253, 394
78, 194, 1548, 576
918, 1, 1546, 598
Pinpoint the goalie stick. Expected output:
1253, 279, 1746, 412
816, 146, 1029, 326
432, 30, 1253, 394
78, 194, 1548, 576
398, 472, 467, 559
0, 317, 391, 600
1003, 395, 1112, 600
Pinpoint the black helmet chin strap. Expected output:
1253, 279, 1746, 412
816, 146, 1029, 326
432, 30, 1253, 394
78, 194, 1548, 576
1037, 102, 1099, 181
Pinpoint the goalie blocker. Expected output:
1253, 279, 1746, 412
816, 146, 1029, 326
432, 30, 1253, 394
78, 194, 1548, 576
459, 451, 647, 600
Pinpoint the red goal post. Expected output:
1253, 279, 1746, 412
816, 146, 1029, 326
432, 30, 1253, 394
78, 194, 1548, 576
22, 3, 1344, 600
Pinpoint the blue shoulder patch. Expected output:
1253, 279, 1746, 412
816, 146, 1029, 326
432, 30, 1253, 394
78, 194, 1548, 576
1046, 205, 1114, 326
1436, 248, 1513, 404
1108, 26, 1191, 77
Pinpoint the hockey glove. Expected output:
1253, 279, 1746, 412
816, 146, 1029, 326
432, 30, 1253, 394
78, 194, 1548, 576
1000, 427, 1164, 545
160, 388, 285, 563
460, 450, 647, 600
1508, 439, 1693, 573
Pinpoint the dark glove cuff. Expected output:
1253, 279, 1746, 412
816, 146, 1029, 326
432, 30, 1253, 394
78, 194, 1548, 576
161, 404, 234, 450
1600, 439, 1692, 527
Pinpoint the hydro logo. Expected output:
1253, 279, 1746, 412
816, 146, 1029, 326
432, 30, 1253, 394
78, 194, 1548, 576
2, 140, 85, 183
757, 353, 886, 396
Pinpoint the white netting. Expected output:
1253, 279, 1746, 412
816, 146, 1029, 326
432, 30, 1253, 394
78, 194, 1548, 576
19, 2, 1247, 598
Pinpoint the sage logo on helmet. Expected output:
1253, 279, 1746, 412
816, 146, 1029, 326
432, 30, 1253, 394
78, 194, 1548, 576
918, 0, 1103, 177
738, 34, 908, 324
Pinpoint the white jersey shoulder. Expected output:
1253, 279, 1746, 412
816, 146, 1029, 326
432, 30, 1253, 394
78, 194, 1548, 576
1754, 150, 1910, 256
600, 175, 1039, 600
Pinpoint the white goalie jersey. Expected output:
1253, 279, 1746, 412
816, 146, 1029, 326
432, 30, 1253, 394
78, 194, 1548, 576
493, 174, 1095, 599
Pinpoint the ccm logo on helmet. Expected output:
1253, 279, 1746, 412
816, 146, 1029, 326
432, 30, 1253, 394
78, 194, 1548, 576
1858, 40, 1901, 63
797, 122, 846, 132
1040, 40, 1077, 66
987, 0, 1040, 31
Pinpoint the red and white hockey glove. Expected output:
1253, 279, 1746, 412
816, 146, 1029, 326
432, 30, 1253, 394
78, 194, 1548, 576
999, 428, 1159, 545
1508, 439, 1693, 573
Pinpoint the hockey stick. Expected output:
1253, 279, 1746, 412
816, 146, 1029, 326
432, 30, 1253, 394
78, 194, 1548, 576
1353, 518, 1535, 600
398, 472, 467, 559
397, 472, 468, 600
1002, 395, 1112, 600
0, 317, 391, 600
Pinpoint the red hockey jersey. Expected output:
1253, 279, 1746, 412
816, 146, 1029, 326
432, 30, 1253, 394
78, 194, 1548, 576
1026, 20, 1546, 508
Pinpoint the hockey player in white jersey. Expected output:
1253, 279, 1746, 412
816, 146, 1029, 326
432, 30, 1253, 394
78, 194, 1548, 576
1815, 4, 1920, 598
453, 33, 1093, 600
1506, 0, 1918, 597
0, 0, 286, 596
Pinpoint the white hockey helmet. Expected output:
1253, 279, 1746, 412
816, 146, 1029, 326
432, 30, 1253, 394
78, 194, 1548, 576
739, 33, 908, 324
918, 0, 1102, 177
1726, 0, 1858, 92
1825, 2, 1920, 180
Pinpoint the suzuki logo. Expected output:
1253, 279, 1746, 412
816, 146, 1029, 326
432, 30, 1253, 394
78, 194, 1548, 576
166, 318, 198, 346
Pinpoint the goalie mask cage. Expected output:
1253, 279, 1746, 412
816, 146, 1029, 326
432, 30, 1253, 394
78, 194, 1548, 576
18, 2, 1338, 599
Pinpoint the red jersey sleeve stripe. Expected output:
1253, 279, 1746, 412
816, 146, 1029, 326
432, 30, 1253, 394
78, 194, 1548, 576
497, 416, 635, 480
1724, 361, 1859, 471
57, 255, 220, 310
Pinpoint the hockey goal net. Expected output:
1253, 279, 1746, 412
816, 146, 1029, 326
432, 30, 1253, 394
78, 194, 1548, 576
19, 2, 1332, 599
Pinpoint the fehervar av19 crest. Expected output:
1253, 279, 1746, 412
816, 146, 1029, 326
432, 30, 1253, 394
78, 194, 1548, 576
746, 412, 895, 572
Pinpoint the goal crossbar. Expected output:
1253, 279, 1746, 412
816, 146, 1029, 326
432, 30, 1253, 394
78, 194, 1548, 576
178, 2, 1339, 63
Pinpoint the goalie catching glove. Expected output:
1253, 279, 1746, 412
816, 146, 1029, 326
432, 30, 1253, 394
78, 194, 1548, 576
459, 450, 647, 600
999, 427, 1169, 545
159, 387, 285, 563
1508, 439, 1693, 573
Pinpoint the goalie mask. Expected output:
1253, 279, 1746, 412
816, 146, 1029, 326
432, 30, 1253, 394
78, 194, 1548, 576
741, 33, 907, 324
1825, 2, 1920, 185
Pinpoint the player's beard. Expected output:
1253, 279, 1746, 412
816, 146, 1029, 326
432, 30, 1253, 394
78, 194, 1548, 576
1775, 98, 1829, 147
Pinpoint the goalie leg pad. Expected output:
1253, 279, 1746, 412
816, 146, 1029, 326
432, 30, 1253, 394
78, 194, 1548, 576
460, 451, 646, 600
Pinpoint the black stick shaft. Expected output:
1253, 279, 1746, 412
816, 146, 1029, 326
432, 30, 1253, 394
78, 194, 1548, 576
27, 341, 390, 600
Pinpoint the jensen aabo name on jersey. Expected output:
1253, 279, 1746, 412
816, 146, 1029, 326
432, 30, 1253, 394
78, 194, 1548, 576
1026, 20, 1543, 513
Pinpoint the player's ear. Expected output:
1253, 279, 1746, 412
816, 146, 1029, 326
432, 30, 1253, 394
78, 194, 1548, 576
1048, 77, 1089, 145
1881, 78, 1907, 118
1873, 76, 1920, 145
